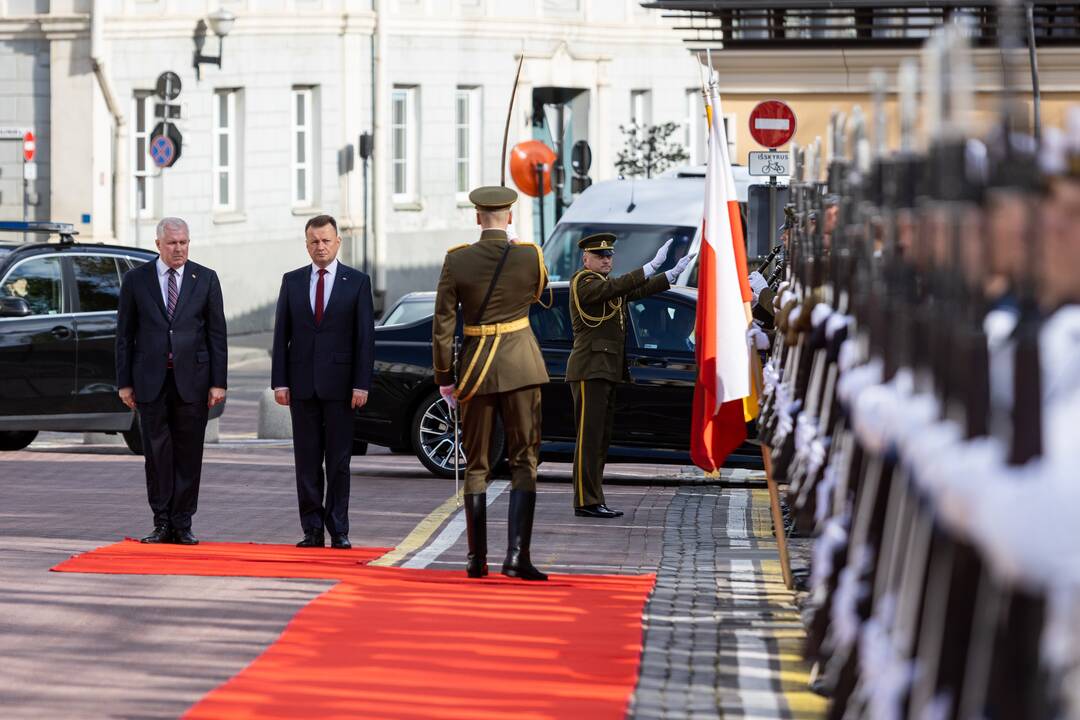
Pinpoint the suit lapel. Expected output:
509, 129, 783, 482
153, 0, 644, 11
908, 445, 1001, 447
170, 262, 201, 321
144, 262, 168, 321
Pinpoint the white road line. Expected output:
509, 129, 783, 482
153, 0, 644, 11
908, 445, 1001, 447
726, 489, 751, 549
400, 480, 510, 569
730, 556, 784, 718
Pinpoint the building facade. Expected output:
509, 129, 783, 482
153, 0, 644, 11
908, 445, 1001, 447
0, 0, 707, 329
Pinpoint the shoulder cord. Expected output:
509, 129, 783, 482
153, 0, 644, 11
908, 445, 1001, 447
532, 244, 554, 309
571, 273, 622, 328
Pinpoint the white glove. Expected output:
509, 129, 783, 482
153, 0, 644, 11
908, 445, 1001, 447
665, 253, 696, 283
747, 323, 770, 351
439, 385, 457, 410
643, 238, 674, 277
748, 271, 768, 301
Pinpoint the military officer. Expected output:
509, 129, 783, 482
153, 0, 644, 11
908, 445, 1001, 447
567, 233, 695, 518
432, 185, 551, 581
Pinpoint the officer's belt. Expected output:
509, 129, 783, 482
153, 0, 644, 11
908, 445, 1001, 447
455, 315, 530, 403
462, 316, 530, 337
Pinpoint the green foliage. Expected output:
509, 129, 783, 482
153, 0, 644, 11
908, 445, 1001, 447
614, 121, 690, 179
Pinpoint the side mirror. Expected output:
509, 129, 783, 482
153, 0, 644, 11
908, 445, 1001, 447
0, 297, 32, 318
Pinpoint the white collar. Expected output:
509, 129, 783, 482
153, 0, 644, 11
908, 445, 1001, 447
311, 259, 339, 276
156, 258, 185, 276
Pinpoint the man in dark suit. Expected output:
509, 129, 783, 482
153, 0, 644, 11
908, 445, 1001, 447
116, 217, 228, 545
272, 215, 375, 550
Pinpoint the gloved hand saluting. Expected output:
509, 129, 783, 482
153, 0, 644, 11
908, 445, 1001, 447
643, 239, 674, 277
665, 253, 696, 283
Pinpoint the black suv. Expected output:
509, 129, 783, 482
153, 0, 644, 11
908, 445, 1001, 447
0, 222, 223, 453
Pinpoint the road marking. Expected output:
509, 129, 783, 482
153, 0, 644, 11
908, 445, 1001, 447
401, 481, 509, 569
369, 481, 509, 567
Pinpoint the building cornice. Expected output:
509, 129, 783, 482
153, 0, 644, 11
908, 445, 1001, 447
0, 15, 89, 41
705, 47, 1080, 93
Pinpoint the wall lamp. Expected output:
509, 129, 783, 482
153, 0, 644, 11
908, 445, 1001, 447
193, 8, 236, 80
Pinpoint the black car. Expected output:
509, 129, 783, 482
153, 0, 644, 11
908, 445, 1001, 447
0, 222, 223, 453
355, 281, 760, 477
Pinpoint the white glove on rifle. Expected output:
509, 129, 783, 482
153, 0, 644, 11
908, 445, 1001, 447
748, 271, 769, 301
642, 239, 674, 277
439, 385, 457, 410
665, 253, 696, 283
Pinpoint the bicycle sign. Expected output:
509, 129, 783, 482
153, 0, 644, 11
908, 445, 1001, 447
748, 151, 790, 177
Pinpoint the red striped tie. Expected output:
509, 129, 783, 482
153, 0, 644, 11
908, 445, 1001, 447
314, 269, 327, 326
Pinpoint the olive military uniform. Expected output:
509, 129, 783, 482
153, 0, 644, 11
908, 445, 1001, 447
432, 185, 550, 580
567, 234, 670, 512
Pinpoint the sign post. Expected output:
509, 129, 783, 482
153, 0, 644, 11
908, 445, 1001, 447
22, 131, 35, 241
748, 100, 797, 253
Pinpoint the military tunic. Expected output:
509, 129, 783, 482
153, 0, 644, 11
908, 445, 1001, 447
432, 228, 549, 494
567, 266, 670, 508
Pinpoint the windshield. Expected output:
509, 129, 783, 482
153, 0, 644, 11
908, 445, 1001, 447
382, 297, 435, 326
543, 223, 696, 283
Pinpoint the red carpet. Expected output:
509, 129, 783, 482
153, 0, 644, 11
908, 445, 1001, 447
51, 539, 389, 579
52, 542, 655, 719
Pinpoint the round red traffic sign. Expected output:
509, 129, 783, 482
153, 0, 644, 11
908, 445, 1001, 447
748, 101, 797, 149
23, 131, 35, 162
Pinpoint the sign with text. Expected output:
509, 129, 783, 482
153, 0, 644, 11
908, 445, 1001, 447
748, 151, 790, 177
0, 127, 29, 140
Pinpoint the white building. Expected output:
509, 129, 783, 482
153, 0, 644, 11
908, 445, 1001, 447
0, 0, 706, 329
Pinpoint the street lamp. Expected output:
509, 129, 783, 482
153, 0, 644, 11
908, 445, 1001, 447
193, 8, 236, 80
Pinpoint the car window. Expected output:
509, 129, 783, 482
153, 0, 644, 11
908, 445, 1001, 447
628, 297, 696, 353
382, 298, 435, 326
543, 223, 696, 281
530, 299, 572, 344
72, 256, 123, 312
2, 256, 64, 316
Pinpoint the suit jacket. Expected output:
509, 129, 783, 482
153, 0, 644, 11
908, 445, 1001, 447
566, 267, 670, 383
116, 259, 228, 404
271, 262, 375, 400
432, 229, 549, 396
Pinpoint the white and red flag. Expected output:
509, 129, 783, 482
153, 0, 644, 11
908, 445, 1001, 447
691, 87, 752, 471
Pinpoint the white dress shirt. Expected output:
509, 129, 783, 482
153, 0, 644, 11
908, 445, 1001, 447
156, 258, 185, 308
275, 258, 364, 395
309, 259, 338, 315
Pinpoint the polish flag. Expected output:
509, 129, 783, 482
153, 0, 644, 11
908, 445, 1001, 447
691, 87, 750, 472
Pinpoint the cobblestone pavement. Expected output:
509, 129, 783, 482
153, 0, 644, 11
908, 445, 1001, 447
630, 487, 825, 720
0, 351, 819, 718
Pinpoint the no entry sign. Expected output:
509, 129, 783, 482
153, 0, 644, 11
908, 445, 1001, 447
23, 131, 35, 162
749, 100, 796, 149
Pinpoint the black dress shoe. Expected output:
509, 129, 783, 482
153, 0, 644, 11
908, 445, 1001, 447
597, 504, 624, 517
140, 525, 172, 544
331, 535, 352, 550
172, 529, 199, 545
575, 504, 619, 519
296, 533, 325, 548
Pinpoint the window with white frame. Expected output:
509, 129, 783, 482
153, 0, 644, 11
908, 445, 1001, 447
212, 89, 238, 212
684, 89, 705, 166
391, 86, 418, 203
631, 90, 651, 125
292, 87, 316, 207
132, 92, 153, 218
455, 87, 481, 200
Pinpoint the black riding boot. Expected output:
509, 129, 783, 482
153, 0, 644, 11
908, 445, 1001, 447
464, 492, 488, 578
501, 489, 548, 581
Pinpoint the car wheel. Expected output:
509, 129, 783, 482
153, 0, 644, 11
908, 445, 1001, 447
122, 424, 143, 455
411, 390, 505, 479
0, 430, 37, 451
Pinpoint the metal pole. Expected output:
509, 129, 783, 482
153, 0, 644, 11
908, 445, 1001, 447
21, 152, 27, 244
1025, 3, 1042, 141
768, 147, 778, 252
362, 156, 370, 274
536, 163, 546, 244
555, 106, 565, 222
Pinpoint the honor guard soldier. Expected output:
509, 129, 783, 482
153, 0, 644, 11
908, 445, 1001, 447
432, 185, 551, 581
567, 233, 695, 518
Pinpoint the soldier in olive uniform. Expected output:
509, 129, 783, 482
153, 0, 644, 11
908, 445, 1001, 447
567, 233, 696, 518
432, 186, 551, 581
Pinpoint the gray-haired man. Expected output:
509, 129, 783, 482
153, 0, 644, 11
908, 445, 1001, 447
116, 217, 228, 544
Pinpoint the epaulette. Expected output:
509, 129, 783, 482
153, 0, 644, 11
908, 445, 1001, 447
447, 243, 470, 253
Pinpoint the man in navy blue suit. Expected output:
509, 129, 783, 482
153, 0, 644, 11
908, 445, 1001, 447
271, 215, 375, 549
116, 217, 228, 545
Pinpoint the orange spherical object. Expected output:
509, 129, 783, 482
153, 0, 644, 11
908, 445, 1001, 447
509, 140, 557, 198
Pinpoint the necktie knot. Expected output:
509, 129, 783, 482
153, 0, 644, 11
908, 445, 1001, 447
167, 268, 177, 277
318, 269, 328, 277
